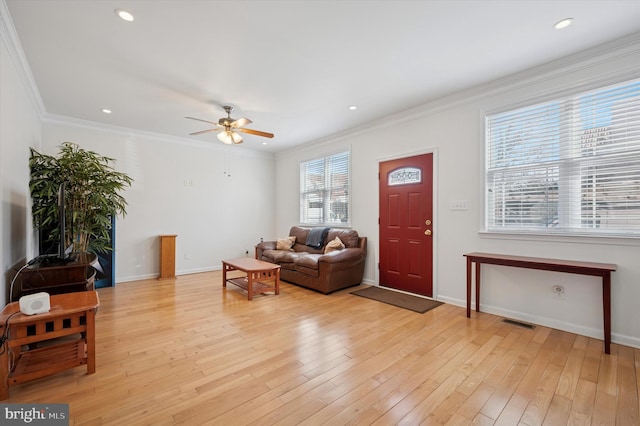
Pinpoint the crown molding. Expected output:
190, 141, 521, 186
42, 113, 275, 160
384, 31, 640, 124
0, 0, 46, 117
281, 31, 640, 157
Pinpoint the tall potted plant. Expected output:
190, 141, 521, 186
29, 142, 133, 254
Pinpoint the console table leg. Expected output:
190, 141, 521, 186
466, 257, 472, 318
603, 272, 611, 354
475, 263, 481, 313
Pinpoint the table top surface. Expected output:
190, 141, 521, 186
222, 258, 280, 272
0, 291, 100, 324
463, 252, 616, 271
26, 252, 97, 270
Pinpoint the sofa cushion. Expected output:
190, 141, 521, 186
326, 228, 359, 248
261, 250, 304, 270
324, 236, 345, 254
290, 226, 323, 253
294, 254, 321, 277
276, 236, 296, 250
289, 226, 310, 245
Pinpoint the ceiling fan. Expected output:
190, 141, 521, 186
185, 106, 274, 145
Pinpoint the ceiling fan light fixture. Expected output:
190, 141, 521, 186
186, 105, 270, 145
217, 130, 242, 144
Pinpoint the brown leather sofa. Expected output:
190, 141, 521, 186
255, 226, 367, 294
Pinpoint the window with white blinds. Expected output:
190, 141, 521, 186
485, 79, 640, 236
300, 151, 350, 226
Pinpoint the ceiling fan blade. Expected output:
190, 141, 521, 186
231, 117, 252, 128
189, 128, 218, 136
185, 116, 219, 125
237, 128, 274, 138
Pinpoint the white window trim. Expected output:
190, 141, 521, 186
299, 149, 351, 227
480, 77, 640, 241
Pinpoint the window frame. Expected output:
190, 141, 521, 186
299, 149, 351, 227
482, 77, 640, 239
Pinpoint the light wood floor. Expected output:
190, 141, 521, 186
5, 271, 639, 425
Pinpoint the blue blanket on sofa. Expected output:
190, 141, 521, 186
306, 227, 330, 249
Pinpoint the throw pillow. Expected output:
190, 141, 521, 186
324, 236, 345, 254
276, 236, 296, 251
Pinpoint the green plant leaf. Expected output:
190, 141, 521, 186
30, 142, 133, 253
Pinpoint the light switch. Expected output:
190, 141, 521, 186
450, 200, 468, 211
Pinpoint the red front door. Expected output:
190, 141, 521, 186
379, 153, 434, 297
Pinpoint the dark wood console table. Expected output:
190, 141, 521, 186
16, 252, 97, 300
463, 252, 616, 354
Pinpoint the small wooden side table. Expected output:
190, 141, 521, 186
222, 258, 280, 300
0, 291, 100, 400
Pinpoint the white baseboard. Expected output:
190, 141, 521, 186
115, 273, 158, 283
438, 296, 640, 350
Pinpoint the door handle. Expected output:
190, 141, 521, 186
424, 229, 432, 236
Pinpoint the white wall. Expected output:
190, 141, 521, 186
0, 3, 42, 306
275, 34, 640, 348
3, 0, 640, 349
2, 0, 277, 293
41, 119, 276, 282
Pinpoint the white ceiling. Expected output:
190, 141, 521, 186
5, 0, 640, 153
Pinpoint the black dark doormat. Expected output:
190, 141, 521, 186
351, 286, 443, 314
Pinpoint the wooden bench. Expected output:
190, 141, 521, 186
463, 252, 616, 354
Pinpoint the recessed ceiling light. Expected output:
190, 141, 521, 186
554, 18, 573, 30
115, 9, 134, 22
102, 109, 112, 114
262, 141, 268, 145
348, 105, 357, 110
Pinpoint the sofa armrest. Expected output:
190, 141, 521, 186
255, 241, 276, 259
317, 247, 367, 291
318, 248, 364, 264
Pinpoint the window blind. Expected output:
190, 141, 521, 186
300, 151, 350, 225
486, 79, 640, 235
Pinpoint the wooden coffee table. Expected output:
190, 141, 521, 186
222, 258, 280, 300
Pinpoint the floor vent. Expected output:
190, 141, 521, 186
502, 318, 535, 330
